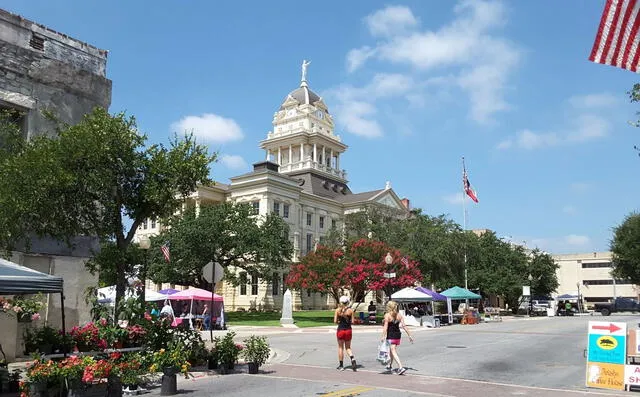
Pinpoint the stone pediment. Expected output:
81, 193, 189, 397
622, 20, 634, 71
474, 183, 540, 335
282, 95, 299, 108
375, 191, 404, 209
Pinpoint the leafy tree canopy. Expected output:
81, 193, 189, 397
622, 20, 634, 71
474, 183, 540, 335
611, 212, 640, 284
0, 108, 215, 306
147, 202, 293, 288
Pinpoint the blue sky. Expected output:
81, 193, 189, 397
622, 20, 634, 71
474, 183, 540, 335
3, 0, 639, 254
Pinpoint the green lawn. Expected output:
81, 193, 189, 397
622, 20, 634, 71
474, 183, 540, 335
225, 310, 335, 328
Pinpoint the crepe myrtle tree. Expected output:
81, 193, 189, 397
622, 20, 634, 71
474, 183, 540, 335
0, 108, 215, 308
286, 239, 422, 305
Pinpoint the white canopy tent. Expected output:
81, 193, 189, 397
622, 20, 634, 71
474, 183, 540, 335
391, 287, 433, 302
97, 285, 168, 305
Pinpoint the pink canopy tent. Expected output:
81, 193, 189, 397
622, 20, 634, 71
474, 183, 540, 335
168, 287, 223, 301
168, 287, 224, 329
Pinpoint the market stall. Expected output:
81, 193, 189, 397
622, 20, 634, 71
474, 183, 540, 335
441, 286, 481, 324
168, 287, 225, 330
390, 287, 433, 326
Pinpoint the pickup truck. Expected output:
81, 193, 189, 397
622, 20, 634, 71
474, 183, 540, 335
594, 297, 640, 316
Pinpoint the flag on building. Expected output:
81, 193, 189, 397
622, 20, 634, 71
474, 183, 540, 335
160, 242, 171, 263
589, 0, 640, 72
400, 256, 409, 267
463, 167, 479, 203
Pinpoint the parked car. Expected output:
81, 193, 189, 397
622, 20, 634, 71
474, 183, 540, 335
594, 297, 640, 316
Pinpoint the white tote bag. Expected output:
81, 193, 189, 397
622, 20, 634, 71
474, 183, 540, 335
377, 340, 390, 365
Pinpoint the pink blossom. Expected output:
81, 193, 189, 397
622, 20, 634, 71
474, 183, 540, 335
31, 313, 41, 321
13, 306, 21, 313
99, 318, 107, 326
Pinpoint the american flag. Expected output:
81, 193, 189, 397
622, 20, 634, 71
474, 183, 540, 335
589, 0, 640, 72
160, 242, 171, 263
463, 169, 479, 203
400, 256, 409, 267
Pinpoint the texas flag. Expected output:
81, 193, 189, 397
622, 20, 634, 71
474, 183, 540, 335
463, 169, 479, 203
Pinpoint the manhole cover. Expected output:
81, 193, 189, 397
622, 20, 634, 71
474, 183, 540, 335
446, 345, 467, 348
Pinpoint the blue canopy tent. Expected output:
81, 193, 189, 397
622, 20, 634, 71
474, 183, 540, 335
441, 286, 481, 300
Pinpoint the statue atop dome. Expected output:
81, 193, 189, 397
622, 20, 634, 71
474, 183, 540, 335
301, 59, 311, 83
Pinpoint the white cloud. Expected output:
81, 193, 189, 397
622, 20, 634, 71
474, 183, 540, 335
530, 234, 591, 253
170, 113, 243, 143
346, 46, 377, 73
334, 101, 383, 138
564, 234, 590, 246
219, 154, 248, 170
496, 111, 610, 150
364, 5, 419, 38
342, 0, 521, 127
568, 93, 618, 109
562, 205, 577, 215
443, 192, 464, 205
368, 74, 413, 97
570, 182, 592, 192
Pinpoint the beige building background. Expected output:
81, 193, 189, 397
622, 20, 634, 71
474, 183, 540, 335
554, 251, 638, 304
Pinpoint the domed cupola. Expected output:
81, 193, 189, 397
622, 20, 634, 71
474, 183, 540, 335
260, 60, 348, 183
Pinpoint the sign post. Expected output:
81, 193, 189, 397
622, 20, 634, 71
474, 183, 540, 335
586, 321, 626, 391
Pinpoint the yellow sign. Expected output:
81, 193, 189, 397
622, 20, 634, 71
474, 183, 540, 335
586, 362, 625, 390
597, 335, 618, 350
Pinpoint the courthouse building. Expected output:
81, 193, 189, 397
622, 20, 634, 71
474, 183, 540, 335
137, 66, 410, 311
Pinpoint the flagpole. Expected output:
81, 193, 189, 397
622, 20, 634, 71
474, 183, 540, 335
462, 157, 468, 291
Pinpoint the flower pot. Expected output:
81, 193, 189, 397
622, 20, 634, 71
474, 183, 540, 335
162, 367, 177, 376
107, 376, 122, 397
160, 374, 177, 396
38, 344, 53, 355
217, 363, 229, 375
18, 315, 32, 323
29, 381, 48, 397
68, 383, 108, 397
207, 358, 218, 370
247, 362, 259, 374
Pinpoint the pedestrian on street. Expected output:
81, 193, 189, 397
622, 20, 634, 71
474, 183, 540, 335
334, 295, 357, 371
381, 300, 413, 375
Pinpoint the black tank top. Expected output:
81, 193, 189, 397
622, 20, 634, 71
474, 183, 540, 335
337, 310, 352, 330
387, 317, 401, 339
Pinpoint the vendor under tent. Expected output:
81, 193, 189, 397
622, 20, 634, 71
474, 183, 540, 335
415, 287, 452, 326
390, 288, 432, 327
441, 286, 481, 324
168, 287, 225, 329
0, 258, 66, 360
97, 285, 169, 304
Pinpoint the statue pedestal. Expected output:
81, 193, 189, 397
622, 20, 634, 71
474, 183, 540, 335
280, 289, 294, 326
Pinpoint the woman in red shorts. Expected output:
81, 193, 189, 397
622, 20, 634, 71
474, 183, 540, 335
381, 300, 413, 375
334, 295, 357, 371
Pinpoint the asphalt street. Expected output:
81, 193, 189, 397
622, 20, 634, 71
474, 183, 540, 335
162, 315, 640, 396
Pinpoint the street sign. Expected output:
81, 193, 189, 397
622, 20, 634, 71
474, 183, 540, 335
383, 272, 396, 279
625, 365, 640, 386
586, 321, 627, 391
522, 286, 530, 296
202, 262, 224, 284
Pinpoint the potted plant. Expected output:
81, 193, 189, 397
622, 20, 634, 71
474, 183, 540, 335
206, 348, 218, 370
115, 356, 142, 392
214, 332, 243, 373
9, 369, 21, 393
24, 358, 62, 397
148, 344, 191, 396
241, 335, 270, 374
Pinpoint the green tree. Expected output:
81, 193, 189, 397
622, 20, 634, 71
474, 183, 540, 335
611, 212, 640, 284
0, 108, 214, 307
147, 202, 293, 288
527, 249, 560, 297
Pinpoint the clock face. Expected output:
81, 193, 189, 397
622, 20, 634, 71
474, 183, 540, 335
316, 110, 324, 119
287, 109, 296, 117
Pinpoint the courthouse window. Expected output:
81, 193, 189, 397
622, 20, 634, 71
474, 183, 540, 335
251, 273, 259, 295
283, 204, 290, 218
251, 201, 260, 214
239, 272, 247, 295
273, 202, 280, 215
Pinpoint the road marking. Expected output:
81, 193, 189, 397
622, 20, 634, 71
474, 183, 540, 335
273, 363, 630, 396
319, 386, 375, 396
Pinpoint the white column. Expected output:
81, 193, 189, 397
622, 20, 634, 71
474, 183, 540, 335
313, 143, 317, 163
300, 143, 304, 162
336, 153, 340, 170
289, 144, 292, 164
322, 146, 326, 167
330, 149, 334, 168
266, 149, 270, 161
278, 147, 282, 165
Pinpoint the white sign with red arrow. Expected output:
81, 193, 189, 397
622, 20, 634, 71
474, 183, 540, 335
589, 321, 626, 336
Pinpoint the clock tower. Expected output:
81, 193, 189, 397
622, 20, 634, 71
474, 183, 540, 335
260, 61, 348, 183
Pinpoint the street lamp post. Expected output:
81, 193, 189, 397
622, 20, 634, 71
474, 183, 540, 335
384, 252, 394, 302
138, 235, 151, 308
528, 274, 533, 316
